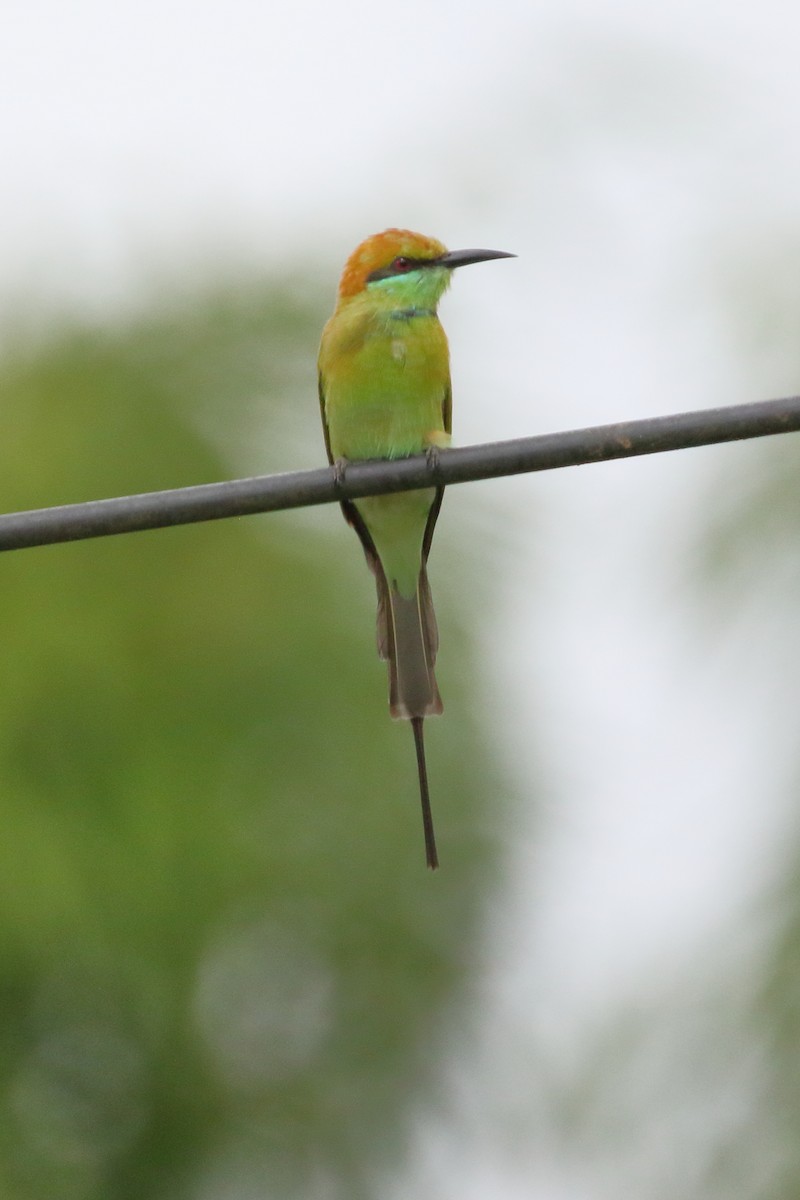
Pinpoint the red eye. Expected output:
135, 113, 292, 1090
392, 256, 412, 272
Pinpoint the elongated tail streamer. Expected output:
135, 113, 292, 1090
411, 716, 438, 869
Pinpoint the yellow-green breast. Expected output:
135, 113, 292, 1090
319, 302, 451, 463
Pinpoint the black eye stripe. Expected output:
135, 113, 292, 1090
366, 257, 437, 283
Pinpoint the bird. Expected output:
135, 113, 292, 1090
318, 229, 514, 869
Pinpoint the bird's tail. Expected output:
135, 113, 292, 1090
374, 563, 442, 869
376, 566, 442, 719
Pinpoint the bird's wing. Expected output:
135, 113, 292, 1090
319, 370, 393, 659
421, 380, 450, 562
318, 370, 335, 467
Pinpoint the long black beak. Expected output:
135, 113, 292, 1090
438, 248, 516, 269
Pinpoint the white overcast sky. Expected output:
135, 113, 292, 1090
3, 0, 800, 1194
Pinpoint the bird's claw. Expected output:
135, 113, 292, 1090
333, 457, 349, 488
425, 445, 441, 473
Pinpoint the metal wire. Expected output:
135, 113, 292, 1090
1, 394, 799, 553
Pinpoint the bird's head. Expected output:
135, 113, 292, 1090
335, 228, 514, 311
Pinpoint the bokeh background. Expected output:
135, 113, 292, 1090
2, 1, 800, 1196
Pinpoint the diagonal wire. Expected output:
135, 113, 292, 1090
1, 394, 799, 553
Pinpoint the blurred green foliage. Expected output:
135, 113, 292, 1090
0, 281, 506, 1199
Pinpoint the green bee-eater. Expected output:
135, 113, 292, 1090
318, 229, 514, 868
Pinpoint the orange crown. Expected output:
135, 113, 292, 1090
337, 228, 448, 300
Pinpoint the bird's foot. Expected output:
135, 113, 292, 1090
424, 430, 451, 474
332, 457, 349, 489
426, 440, 452, 479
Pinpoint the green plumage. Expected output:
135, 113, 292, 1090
318, 229, 513, 868
319, 282, 449, 727
319, 287, 451, 600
